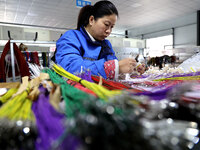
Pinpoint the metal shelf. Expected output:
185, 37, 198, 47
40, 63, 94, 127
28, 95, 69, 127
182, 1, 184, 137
9, 40, 56, 81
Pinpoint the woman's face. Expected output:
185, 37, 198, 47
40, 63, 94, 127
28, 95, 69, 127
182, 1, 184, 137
87, 14, 117, 41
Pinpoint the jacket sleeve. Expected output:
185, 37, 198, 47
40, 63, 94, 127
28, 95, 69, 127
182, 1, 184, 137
55, 31, 107, 78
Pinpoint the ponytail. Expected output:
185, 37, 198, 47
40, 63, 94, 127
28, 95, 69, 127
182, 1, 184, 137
77, 5, 93, 30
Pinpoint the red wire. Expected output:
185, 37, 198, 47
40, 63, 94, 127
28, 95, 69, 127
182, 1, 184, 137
91, 76, 131, 90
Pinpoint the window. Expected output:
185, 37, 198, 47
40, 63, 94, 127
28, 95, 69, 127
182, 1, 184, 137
146, 35, 173, 50
145, 35, 173, 57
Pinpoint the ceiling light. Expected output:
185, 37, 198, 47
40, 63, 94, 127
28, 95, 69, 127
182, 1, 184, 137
131, 3, 142, 8
27, 12, 38, 17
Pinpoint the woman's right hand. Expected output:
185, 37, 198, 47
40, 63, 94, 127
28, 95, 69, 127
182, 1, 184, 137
118, 58, 137, 74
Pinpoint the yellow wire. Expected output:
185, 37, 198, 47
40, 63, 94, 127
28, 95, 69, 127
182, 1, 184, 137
0, 88, 18, 104
0, 93, 24, 118
52, 64, 121, 101
153, 75, 200, 81
0, 88, 35, 121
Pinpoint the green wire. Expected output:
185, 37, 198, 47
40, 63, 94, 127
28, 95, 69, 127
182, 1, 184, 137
42, 68, 101, 118
52, 64, 122, 101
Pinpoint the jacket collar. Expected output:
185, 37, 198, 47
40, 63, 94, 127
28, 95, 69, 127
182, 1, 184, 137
85, 28, 96, 42
79, 26, 103, 46
79, 26, 112, 58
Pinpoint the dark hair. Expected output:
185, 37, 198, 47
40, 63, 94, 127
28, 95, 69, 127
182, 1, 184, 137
19, 43, 28, 51
77, 0, 118, 30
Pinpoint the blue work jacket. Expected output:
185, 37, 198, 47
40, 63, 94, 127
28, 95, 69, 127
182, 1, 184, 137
55, 27, 117, 79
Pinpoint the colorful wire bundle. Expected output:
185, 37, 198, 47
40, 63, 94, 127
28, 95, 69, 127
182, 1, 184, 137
52, 64, 122, 101
42, 68, 98, 118
0, 89, 35, 121
32, 85, 69, 150
91, 75, 131, 90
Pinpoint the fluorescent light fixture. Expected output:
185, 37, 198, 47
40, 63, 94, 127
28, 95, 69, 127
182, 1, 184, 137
131, 3, 142, 8
27, 12, 38, 17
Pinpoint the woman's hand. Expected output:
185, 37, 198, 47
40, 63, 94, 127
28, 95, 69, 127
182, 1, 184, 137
137, 63, 146, 75
119, 58, 137, 74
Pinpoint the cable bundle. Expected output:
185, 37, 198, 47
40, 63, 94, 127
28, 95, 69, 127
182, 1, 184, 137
38, 68, 200, 150
63, 98, 153, 150
52, 64, 121, 101
0, 87, 37, 150
32, 85, 75, 150
43, 68, 98, 118
42, 68, 158, 150
91, 75, 131, 90
0, 89, 35, 121
0, 88, 18, 105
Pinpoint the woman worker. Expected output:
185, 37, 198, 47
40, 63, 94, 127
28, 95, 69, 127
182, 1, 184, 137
55, 0, 145, 80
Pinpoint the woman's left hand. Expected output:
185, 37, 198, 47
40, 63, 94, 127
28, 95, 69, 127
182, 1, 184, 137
137, 63, 146, 75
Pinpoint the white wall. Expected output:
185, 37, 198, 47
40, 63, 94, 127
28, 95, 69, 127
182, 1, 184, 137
0, 25, 65, 41
50, 30, 64, 41
174, 24, 196, 46
0, 26, 2, 40
128, 12, 197, 47
24, 28, 50, 41
106, 36, 145, 48
0, 24, 145, 48
2, 26, 24, 40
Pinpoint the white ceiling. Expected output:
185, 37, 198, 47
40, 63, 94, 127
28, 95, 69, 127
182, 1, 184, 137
0, 0, 200, 35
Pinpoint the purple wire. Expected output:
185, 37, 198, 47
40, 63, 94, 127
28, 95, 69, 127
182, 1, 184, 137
32, 85, 80, 150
